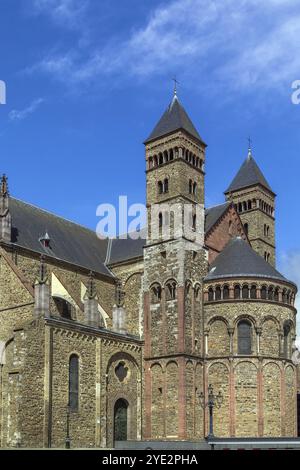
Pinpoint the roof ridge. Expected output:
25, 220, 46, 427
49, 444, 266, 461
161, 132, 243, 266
11, 196, 99, 237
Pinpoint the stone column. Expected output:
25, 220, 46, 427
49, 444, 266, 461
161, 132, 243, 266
112, 279, 127, 334
256, 327, 262, 356
34, 256, 50, 318
204, 329, 209, 357
228, 327, 234, 355
84, 272, 100, 328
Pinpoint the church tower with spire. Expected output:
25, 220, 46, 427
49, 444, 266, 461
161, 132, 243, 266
224, 145, 276, 266
142, 91, 208, 441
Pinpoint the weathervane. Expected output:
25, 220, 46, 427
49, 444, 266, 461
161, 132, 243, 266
172, 77, 179, 96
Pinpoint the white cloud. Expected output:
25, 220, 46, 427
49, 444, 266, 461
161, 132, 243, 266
279, 251, 300, 338
29, 0, 300, 94
9, 98, 44, 122
32, 0, 89, 29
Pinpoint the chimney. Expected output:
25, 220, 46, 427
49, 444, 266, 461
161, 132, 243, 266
34, 255, 50, 318
0, 174, 11, 242
84, 272, 100, 328
113, 279, 127, 335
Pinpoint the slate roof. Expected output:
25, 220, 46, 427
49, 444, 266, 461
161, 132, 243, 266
225, 153, 273, 194
144, 95, 205, 144
9, 198, 112, 277
205, 202, 231, 234
7, 198, 231, 270
205, 237, 290, 283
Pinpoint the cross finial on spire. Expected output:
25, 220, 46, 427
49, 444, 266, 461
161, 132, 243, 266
172, 77, 179, 96
248, 136, 252, 158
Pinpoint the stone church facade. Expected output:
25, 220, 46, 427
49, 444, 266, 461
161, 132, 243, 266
0, 93, 298, 448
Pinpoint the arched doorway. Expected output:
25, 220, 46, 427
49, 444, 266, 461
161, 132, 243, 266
114, 399, 128, 442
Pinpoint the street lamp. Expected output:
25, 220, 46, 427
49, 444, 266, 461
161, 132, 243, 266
65, 404, 71, 449
199, 384, 223, 439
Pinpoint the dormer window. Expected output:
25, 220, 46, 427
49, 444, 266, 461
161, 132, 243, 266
39, 231, 51, 249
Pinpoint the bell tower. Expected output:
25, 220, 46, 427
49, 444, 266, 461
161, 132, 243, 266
143, 92, 208, 441
224, 145, 276, 266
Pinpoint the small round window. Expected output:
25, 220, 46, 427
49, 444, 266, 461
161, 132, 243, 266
115, 361, 129, 383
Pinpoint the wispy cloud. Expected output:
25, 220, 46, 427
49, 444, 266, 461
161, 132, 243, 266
28, 0, 300, 95
32, 0, 89, 29
9, 98, 44, 122
280, 251, 300, 338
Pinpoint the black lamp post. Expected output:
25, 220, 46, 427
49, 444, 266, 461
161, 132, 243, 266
199, 384, 223, 440
65, 404, 71, 449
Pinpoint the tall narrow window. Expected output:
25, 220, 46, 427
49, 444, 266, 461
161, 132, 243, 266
238, 321, 252, 355
158, 181, 163, 194
234, 285, 241, 299
69, 355, 79, 411
164, 178, 169, 193
284, 323, 291, 358
244, 223, 249, 236
189, 180, 193, 194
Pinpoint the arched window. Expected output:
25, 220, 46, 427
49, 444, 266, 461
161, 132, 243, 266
151, 284, 161, 303
166, 281, 177, 300
244, 223, 249, 235
234, 285, 241, 299
268, 286, 274, 301
164, 178, 169, 193
114, 399, 128, 442
223, 285, 229, 300
238, 321, 252, 355
189, 180, 193, 194
215, 286, 221, 301
148, 157, 153, 169
284, 322, 291, 359
163, 151, 168, 163
192, 214, 196, 231
159, 212, 163, 228
250, 285, 257, 299
282, 289, 288, 303
238, 203, 242, 213
169, 149, 174, 161
274, 287, 279, 302
69, 354, 79, 411
261, 286, 267, 300
193, 182, 197, 196
53, 296, 73, 320
248, 200, 252, 210
208, 287, 214, 302
243, 201, 247, 211
242, 285, 249, 299
158, 181, 163, 194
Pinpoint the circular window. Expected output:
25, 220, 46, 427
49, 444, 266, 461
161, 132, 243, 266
115, 361, 129, 383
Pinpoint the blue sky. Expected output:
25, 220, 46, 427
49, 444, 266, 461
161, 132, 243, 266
0, 0, 300, 304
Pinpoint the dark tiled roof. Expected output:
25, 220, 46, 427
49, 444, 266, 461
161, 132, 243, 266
205, 202, 231, 233
10, 198, 112, 277
205, 237, 288, 282
108, 230, 146, 265
225, 153, 273, 194
144, 95, 205, 144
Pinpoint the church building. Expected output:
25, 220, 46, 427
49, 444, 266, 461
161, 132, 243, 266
0, 93, 298, 448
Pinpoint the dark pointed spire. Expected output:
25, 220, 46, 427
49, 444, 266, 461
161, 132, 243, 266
225, 148, 273, 195
144, 94, 205, 145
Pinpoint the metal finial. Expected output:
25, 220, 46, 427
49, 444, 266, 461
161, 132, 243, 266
172, 77, 179, 96
248, 136, 252, 158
